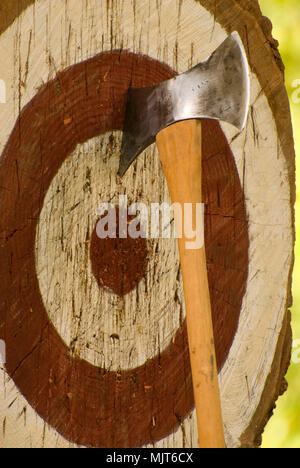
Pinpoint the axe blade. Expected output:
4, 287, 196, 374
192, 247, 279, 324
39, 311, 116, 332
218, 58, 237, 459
119, 32, 250, 177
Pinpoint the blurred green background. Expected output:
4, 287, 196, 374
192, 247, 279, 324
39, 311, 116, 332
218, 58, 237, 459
259, 0, 300, 449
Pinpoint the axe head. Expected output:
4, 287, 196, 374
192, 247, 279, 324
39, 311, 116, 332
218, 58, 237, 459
119, 32, 250, 176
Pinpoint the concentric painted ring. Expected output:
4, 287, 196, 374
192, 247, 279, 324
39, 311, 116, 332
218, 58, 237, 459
0, 50, 248, 447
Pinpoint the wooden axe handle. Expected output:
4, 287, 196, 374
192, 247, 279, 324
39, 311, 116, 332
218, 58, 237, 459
156, 120, 226, 449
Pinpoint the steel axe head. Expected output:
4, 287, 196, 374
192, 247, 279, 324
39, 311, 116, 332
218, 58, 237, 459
119, 32, 250, 177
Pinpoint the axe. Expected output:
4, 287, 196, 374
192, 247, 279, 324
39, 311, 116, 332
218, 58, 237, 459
119, 32, 250, 448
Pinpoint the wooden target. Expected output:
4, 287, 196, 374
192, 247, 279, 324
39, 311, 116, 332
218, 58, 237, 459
0, 0, 294, 448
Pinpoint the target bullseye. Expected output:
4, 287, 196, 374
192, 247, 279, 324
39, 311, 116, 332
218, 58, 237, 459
90, 206, 149, 296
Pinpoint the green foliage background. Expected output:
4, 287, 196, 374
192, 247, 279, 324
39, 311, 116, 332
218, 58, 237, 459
259, 0, 300, 449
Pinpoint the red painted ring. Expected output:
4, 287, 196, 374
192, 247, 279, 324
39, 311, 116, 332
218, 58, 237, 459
0, 51, 248, 448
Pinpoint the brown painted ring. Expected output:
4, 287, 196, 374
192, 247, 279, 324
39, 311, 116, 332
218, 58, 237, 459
0, 51, 249, 448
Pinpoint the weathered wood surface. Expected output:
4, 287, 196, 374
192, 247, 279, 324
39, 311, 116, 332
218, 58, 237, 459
0, 0, 294, 448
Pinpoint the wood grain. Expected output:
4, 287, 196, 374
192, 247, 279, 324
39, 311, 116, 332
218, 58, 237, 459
0, 0, 294, 449
0, 51, 247, 448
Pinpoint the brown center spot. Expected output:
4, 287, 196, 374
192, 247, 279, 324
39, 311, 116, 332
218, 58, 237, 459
90, 207, 148, 296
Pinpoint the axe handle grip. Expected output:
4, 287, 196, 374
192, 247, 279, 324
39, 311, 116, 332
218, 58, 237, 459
156, 120, 226, 449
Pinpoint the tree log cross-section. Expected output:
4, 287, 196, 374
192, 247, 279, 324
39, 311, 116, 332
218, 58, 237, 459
0, 0, 295, 448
